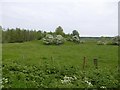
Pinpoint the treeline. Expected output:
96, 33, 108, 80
2, 28, 49, 43
1, 26, 77, 43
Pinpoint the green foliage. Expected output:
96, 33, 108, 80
66, 30, 80, 44
2, 28, 43, 43
97, 41, 106, 45
43, 34, 54, 45
0, 26, 2, 43
54, 35, 64, 45
2, 40, 118, 88
55, 26, 65, 36
43, 34, 64, 45
72, 35, 80, 43
2, 59, 119, 88
112, 36, 120, 45
97, 36, 119, 46
72, 30, 79, 37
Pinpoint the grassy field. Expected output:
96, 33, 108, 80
2, 40, 119, 88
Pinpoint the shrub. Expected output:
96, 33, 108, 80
66, 37, 73, 42
43, 34, 64, 45
54, 35, 64, 45
106, 41, 113, 45
43, 34, 54, 45
97, 41, 106, 45
112, 36, 120, 46
72, 35, 80, 43
80, 40, 85, 44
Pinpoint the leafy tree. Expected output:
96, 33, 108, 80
55, 26, 65, 36
15, 28, 23, 42
72, 30, 79, 37
37, 30, 43, 40
2, 28, 44, 43
70, 30, 80, 43
112, 36, 120, 45
0, 26, 2, 43
72, 35, 80, 43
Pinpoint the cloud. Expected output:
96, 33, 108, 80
0, 0, 118, 36
0, 0, 119, 3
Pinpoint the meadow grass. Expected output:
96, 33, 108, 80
2, 40, 118, 68
2, 40, 119, 88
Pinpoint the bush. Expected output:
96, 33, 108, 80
54, 35, 64, 45
72, 35, 80, 43
43, 34, 64, 45
106, 41, 113, 45
66, 37, 73, 42
43, 34, 54, 45
97, 41, 106, 45
80, 40, 85, 44
112, 36, 120, 46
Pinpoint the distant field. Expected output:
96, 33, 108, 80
2, 40, 119, 88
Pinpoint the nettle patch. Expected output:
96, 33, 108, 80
2, 59, 119, 88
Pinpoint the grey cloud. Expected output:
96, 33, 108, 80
0, 0, 118, 37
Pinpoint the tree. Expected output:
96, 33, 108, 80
55, 26, 65, 36
70, 30, 80, 43
72, 30, 79, 37
36, 30, 43, 40
0, 26, 2, 43
15, 28, 23, 42
72, 35, 80, 43
112, 36, 120, 45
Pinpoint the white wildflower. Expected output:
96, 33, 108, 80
2, 78, 5, 80
84, 77, 93, 87
100, 86, 106, 88
73, 76, 77, 80
5, 78, 8, 83
1, 85, 4, 88
64, 75, 69, 80
61, 75, 77, 84
61, 80, 64, 84
0, 79, 1, 83
88, 82, 93, 86
85, 80, 89, 83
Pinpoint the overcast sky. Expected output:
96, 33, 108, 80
0, 0, 119, 37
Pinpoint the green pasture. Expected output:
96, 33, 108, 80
2, 40, 119, 88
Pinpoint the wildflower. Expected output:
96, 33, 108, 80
61, 80, 64, 84
100, 86, 106, 88
73, 76, 77, 80
84, 77, 93, 87
64, 75, 69, 80
0, 79, 2, 84
1, 85, 4, 88
4, 78, 8, 83
61, 75, 77, 84
88, 82, 93, 87
2, 78, 8, 84
61, 79, 70, 84
2, 78, 5, 80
